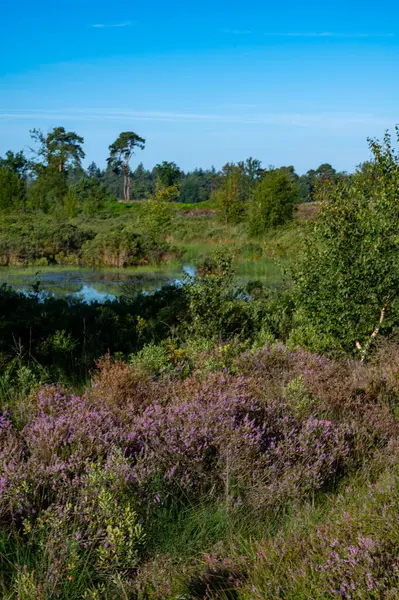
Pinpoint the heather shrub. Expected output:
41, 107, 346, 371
186, 565, 242, 599
238, 345, 399, 467
127, 370, 354, 507
1, 453, 144, 598
0, 351, 365, 526
238, 344, 385, 413
0, 387, 135, 528
38, 454, 144, 571
1, 345, 399, 596
369, 339, 399, 415
90, 354, 160, 409
240, 463, 399, 599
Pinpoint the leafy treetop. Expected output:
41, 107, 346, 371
30, 127, 85, 173
107, 132, 145, 202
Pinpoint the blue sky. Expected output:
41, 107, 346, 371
0, 0, 398, 174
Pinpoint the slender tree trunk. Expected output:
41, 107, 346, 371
123, 156, 130, 202
356, 297, 390, 362
123, 173, 128, 202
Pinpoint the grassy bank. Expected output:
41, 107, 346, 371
0, 201, 308, 293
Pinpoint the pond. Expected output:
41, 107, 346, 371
0, 265, 196, 303
0, 259, 286, 303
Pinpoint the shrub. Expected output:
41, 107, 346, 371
82, 228, 144, 267
248, 169, 299, 235
186, 251, 252, 339
241, 464, 399, 599
1, 344, 399, 596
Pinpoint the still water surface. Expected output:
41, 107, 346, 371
0, 266, 196, 303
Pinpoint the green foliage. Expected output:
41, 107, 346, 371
130, 162, 154, 199
7, 454, 145, 598
63, 187, 78, 219
86, 161, 102, 179
154, 184, 180, 203
108, 132, 146, 162
179, 168, 217, 204
0, 167, 25, 212
130, 342, 171, 375
27, 167, 68, 212
0, 149, 28, 212
49, 329, 78, 354
30, 127, 85, 173
0, 150, 29, 177
82, 228, 148, 267
73, 176, 115, 216
99, 163, 125, 199
292, 128, 399, 358
142, 195, 176, 243
248, 169, 299, 235
283, 375, 316, 418
186, 251, 251, 339
107, 131, 145, 201
3, 126, 399, 599
213, 158, 267, 225
23, 128, 85, 215
154, 161, 182, 188
0, 281, 188, 383
0, 218, 96, 266
297, 163, 349, 202
214, 164, 246, 224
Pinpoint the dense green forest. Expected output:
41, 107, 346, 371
1, 127, 399, 599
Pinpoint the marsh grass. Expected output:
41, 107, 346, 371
0, 199, 307, 297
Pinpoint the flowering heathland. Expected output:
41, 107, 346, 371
1, 344, 399, 598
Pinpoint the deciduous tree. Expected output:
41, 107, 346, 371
214, 164, 246, 224
248, 169, 299, 235
292, 128, 399, 358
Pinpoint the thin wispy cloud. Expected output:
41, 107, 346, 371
0, 109, 396, 130
220, 29, 394, 38
266, 32, 395, 38
219, 29, 253, 35
91, 21, 133, 29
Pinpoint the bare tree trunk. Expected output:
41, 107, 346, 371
356, 298, 390, 362
123, 156, 130, 202
123, 173, 128, 202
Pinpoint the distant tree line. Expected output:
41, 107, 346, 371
0, 126, 352, 218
